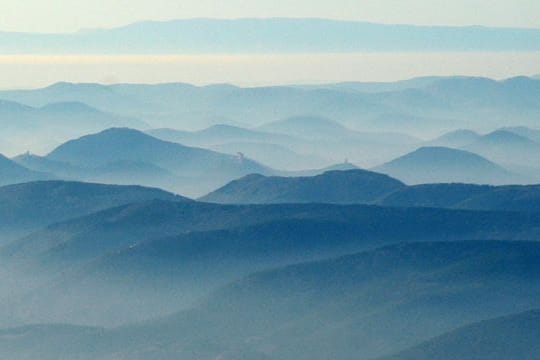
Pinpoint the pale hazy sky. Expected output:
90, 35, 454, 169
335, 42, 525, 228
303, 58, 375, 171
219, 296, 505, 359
1, 0, 539, 33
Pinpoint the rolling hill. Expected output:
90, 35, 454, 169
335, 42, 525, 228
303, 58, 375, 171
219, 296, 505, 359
0, 154, 53, 187
384, 310, 540, 360
4, 241, 540, 359
147, 124, 293, 147
2, 198, 540, 327
0, 99, 145, 154
45, 127, 273, 196
201, 169, 405, 204
147, 125, 330, 170
260, 115, 354, 139
463, 129, 540, 167
202, 169, 540, 212
2, 76, 540, 136
500, 126, 540, 143
373, 146, 519, 185
11, 201, 540, 265
429, 129, 481, 148
0, 180, 185, 242
379, 183, 540, 212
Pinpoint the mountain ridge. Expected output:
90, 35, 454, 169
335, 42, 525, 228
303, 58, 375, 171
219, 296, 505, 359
2, 18, 540, 54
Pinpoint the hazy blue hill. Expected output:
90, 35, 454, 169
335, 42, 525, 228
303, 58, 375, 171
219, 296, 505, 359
0, 98, 146, 154
368, 76, 540, 132
45, 128, 273, 196
384, 310, 540, 360
468, 129, 540, 147
201, 169, 405, 204
424, 76, 540, 108
47, 127, 264, 170
501, 126, 540, 142
0, 98, 144, 130
256, 121, 422, 168
259, 115, 419, 145
425, 77, 540, 115
147, 124, 293, 146
90, 160, 177, 180
211, 141, 329, 171
2, 18, 540, 53
463, 130, 540, 167
0, 81, 149, 113
429, 129, 481, 148
0, 99, 34, 112
256, 116, 419, 166
295, 76, 447, 93
373, 146, 518, 185
0, 80, 388, 129
41, 100, 111, 114
145, 126, 327, 169
260, 115, 353, 139
0, 180, 184, 242
6, 241, 540, 359
288, 161, 360, 176
0, 154, 53, 187
12, 153, 84, 178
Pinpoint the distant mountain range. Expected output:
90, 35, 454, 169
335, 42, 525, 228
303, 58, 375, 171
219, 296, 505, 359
147, 124, 332, 170
1, 18, 540, 53
1, 76, 540, 136
147, 119, 419, 169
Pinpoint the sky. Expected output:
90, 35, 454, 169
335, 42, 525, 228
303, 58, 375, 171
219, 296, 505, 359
1, 53, 539, 89
1, 0, 539, 33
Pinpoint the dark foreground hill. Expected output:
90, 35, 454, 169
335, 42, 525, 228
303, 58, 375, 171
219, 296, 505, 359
3, 200, 540, 327
0, 181, 185, 242
7, 201, 540, 266
3, 241, 540, 359
201, 169, 540, 213
384, 310, 540, 360
379, 183, 540, 212
201, 169, 405, 204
